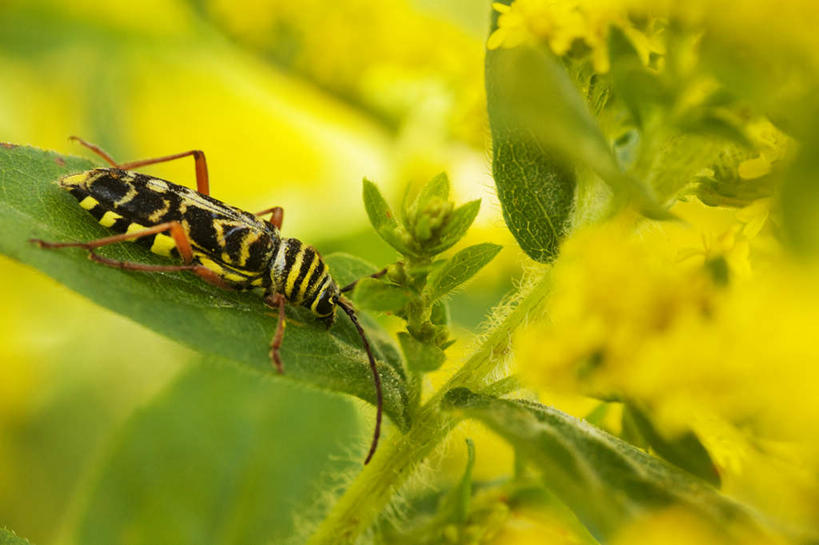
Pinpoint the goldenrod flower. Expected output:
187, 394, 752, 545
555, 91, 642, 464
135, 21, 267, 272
487, 0, 665, 73
515, 200, 819, 528
515, 200, 819, 451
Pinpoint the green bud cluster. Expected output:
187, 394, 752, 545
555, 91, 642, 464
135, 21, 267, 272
355, 173, 502, 409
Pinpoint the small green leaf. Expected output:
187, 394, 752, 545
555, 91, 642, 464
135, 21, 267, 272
443, 389, 762, 540
423, 243, 502, 302
622, 404, 721, 487
351, 277, 410, 313
322, 252, 381, 287
411, 172, 451, 215
426, 199, 481, 255
0, 528, 33, 545
398, 332, 446, 373
0, 145, 409, 429
362, 178, 414, 256
452, 438, 476, 523
437, 438, 477, 532
429, 299, 450, 326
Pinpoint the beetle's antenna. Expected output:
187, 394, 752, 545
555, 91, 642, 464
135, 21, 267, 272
337, 298, 382, 465
340, 268, 388, 293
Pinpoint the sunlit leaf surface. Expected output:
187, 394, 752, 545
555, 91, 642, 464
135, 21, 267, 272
443, 389, 763, 541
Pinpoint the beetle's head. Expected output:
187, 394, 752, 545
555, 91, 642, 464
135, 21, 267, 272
313, 282, 339, 328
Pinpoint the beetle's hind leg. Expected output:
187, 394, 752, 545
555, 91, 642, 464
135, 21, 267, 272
30, 221, 232, 289
69, 136, 211, 196
255, 206, 284, 230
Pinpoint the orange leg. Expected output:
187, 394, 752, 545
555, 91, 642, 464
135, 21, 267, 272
265, 292, 287, 374
69, 136, 211, 196
255, 206, 284, 230
30, 221, 232, 290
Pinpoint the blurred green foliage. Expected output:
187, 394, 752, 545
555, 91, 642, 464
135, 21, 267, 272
4, 0, 819, 544
73, 361, 360, 545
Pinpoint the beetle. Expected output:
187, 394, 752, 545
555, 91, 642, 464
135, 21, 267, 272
31, 137, 383, 463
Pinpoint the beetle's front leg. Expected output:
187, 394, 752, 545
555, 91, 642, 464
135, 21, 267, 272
264, 292, 287, 374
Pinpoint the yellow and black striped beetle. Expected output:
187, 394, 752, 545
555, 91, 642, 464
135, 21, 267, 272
31, 137, 383, 464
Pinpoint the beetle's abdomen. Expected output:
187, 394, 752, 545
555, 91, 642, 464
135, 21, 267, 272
271, 237, 339, 321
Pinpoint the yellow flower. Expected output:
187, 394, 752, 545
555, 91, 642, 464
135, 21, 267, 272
515, 202, 819, 529
612, 507, 785, 545
487, 0, 665, 73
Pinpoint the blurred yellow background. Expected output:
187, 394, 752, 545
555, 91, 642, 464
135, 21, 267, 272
0, 1, 527, 542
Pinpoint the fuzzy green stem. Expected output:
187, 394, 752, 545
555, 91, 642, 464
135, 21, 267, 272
306, 269, 551, 545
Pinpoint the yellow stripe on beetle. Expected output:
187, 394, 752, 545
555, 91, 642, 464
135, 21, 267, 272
151, 233, 177, 256
304, 263, 327, 300
296, 252, 319, 301
284, 249, 305, 300
126, 222, 148, 235
238, 232, 259, 268
98, 210, 122, 228
79, 196, 99, 210
60, 173, 92, 189
197, 256, 250, 283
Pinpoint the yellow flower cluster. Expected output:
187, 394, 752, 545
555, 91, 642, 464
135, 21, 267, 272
514, 200, 819, 527
487, 0, 665, 73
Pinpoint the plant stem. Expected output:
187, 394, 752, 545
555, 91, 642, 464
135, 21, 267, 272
306, 269, 551, 545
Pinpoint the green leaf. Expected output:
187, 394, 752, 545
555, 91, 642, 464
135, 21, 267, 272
362, 178, 414, 256
71, 360, 361, 544
486, 46, 578, 263
487, 44, 616, 183
443, 389, 763, 540
451, 438, 475, 523
351, 277, 411, 313
426, 199, 481, 255
398, 332, 445, 373
622, 404, 721, 487
423, 243, 502, 302
429, 299, 450, 326
0, 144, 409, 430
0, 528, 33, 545
486, 44, 669, 261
